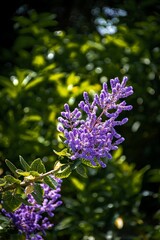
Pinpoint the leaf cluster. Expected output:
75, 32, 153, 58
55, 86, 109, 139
0, 156, 60, 212
0, 151, 102, 213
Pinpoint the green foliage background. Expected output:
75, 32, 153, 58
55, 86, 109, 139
0, 1, 160, 239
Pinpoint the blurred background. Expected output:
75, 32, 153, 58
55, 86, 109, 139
0, 0, 160, 239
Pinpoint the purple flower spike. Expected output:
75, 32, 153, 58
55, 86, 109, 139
58, 76, 133, 168
3, 177, 62, 240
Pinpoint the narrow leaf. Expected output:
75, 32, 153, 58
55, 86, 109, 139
55, 165, 72, 179
24, 175, 35, 181
0, 214, 12, 232
30, 158, 46, 174
44, 176, 58, 189
82, 159, 100, 168
31, 192, 42, 205
70, 159, 81, 170
53, 148, 71, 158
58, 134, 66, 143
76, 165, 88, 178
0, 178, 6, 187
54, 161, 65, 171
19, 155, 30, 171
5, 159, 19, 177
16, 169, 30, 176
24, 76, 44, 90
34, 183, 44, 199
29, 171, 40, 177
4, 175, 21, 184
32, 183, 44, 204
149, 169, 160, 182
20, 198, 32, 206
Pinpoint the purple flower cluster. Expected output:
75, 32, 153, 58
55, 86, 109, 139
58, 76, 133, 168
3, 177, 62, 240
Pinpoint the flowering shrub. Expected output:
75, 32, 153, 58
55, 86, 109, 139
0, 76, 133, 239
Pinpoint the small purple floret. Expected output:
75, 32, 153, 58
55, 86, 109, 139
58, 76, 133, 167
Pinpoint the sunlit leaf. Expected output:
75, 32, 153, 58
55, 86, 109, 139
49, 72, 65, 82
57, 84, 69, 97
20, 115, 42, 125
16, 169, 30, 176
24, 76, 44, 90
113, 147, 123, 159
54, 161, 65, 171
41, 63, 56, 72
29, 171, 41, 177
30, 158, 46, 174
55, 165, 72, 178
53, 148, 71, 158
66, 72, 80, 85
32, 55, 45, 66
70, 177, 85, 191
0, 179, 6, 187
82, 159, 100, 168
19, 155, 30, 171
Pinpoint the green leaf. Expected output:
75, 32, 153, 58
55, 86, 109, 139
58, 134, 66, 143
34, 183, 44, 197
2, 192, 22, 212
30, 158, 46, 174
5, 159, 19, 178
29, 171, 40, 177
0, 214, 12, 233
82, 159, 100, 168
31, 183, 44, 204
70, 159, 81, 170
66, 72, 80, 85
44, 176, 58, 189
19, 155, 30, 171
42, 63, 56, 72
16, 169, 30, 176
53, 148, 71, 158
54, 161, 65, 171
20, 198, 32, 206
147, 168, 160, 182
70, 177, 85, 191
4, 175, 21, 185
0, 178, 6, 187
20, 115, 42, 126
76, 165, 88, 178
49, 72, 65, 82
55, 165, 72, 178
113, 147, 123, 159
24, 76, 44, 90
